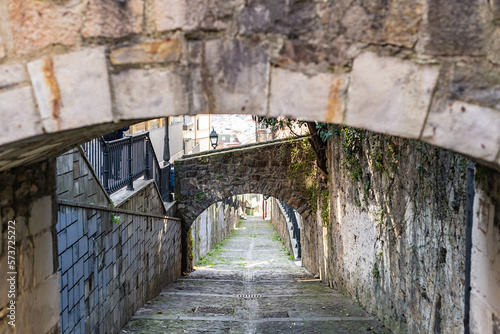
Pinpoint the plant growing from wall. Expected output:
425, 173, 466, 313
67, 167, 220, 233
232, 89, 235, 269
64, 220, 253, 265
371, 262, 380, 280
255, 117, 332, 174
111, 213, 120, 224
341, 126, 364, 182
320, 189, 330, 227
194, 191, 206, 202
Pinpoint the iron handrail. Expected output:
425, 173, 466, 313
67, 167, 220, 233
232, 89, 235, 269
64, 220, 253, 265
81, 132, 171, 201
278, 200, 301, 259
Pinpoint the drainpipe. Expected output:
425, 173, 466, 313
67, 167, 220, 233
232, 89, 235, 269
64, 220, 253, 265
464, 162, 475, 334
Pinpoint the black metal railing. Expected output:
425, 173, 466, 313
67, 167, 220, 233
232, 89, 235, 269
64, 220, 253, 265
81, 137, 105, 179
279, 200, 301, 259
81, 133, 171, 201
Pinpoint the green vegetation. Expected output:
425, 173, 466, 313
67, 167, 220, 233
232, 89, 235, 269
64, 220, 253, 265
285, 250, 294, 261
341, 127, 364, 182
320, 189, 330, 227
111, 213, 120, 224
371, 262, 380, 280
215, 173, 224, 179
194, 191, 206, 202
475, 164, 495, 186
196, 244, 230, 267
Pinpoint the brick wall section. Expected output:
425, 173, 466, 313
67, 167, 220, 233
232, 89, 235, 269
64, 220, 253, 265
0, 160, 60, 334
191, 197, 243, 264
56, 149, 182, 334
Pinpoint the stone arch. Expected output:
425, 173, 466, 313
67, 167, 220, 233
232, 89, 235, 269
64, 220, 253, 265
1, 1, 500, 171
174, 138, 322, 228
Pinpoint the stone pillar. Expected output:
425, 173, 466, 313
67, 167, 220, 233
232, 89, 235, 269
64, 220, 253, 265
0, 160, 59, 333
181, 226, 193, 274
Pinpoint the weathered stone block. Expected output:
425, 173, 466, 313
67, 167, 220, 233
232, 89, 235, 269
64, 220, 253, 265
82, 0, 144, 38
488, 27, 500, 65
34, 231, 54, 284
154, 0, 186, 31
0, 38, 5, 59
112, 68, 189, 119
27, 47, 113, 133
269, 68, 348, 123
17, 273, 60, 334
0, 63, 26, 89
154, 0, 236, 32
421, 100, 500, 162
190, 39, 269, 116
421, 0, 487, 55
110, 38, 182, 65
384, 1, 423, 48
8, 0, 84, 55
29, 196, 53, 236
238, 0, 317, 35
0, 86, 43, 146
324, 0, 422, 48
345, 52, 440, 139
449, 62, 500, 110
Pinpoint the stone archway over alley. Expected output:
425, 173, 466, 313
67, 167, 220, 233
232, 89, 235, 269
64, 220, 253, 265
1, 1, 500, 334
0, 1, 500, 172
174, 137, 318, 227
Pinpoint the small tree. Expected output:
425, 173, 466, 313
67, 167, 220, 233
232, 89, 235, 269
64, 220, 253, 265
254, 117, 333, 175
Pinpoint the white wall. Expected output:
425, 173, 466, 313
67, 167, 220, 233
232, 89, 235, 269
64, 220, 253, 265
470, 186, 500, 334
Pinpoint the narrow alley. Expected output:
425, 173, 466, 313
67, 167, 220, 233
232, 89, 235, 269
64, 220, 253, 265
121, 218, 388, 334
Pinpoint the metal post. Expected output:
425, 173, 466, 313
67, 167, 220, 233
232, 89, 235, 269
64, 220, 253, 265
145, 134, 151, 180
163, 117, 170, 166
103, 142, 110, 193
127, 136, 134, 190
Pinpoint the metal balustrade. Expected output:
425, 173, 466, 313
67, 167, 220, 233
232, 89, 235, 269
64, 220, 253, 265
81, 133, 171, 201
278, 200, 301, 259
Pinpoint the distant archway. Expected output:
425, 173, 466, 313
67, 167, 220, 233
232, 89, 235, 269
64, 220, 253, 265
174, 137, 322, 228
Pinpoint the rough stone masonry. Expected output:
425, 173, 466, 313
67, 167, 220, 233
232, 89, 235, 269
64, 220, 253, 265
0, 0, 498, 171
0, 1, 499, 334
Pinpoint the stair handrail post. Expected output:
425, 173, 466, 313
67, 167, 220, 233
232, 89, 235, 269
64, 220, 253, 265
127, 135, 134, 190
145, 133, 151, 180
103, 141, 110, 193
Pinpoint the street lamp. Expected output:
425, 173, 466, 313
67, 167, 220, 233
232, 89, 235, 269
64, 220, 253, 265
209, 128, 218, 150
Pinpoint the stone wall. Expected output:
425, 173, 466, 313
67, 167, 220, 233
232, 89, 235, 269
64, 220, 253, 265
321, 129, 470, 333
0, 160, 60, 334
470, 166, 500, 334
1, 1, 500, 173
56, 149, 182, 334
191, 197, 243, 264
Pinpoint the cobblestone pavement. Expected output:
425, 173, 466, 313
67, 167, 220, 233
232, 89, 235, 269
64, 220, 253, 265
121, 218, 389, 334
